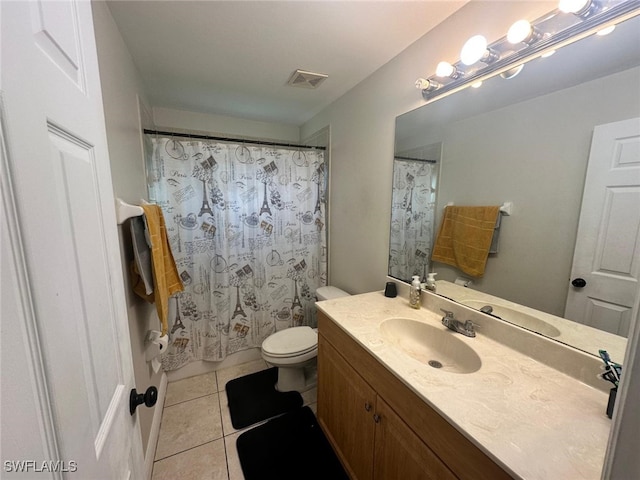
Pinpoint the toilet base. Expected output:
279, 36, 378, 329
274, 360, 317, 393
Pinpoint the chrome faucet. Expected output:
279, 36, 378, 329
440, 309, 476, 337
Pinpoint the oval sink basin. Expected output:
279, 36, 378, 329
380, 318, 482, 374
462, 300, 561, 338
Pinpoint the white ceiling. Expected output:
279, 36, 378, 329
106, 1, 466, 126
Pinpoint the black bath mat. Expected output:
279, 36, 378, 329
236, 406, 348, 480
226, 367, 303, 430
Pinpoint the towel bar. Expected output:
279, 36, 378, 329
500, 202, 512, 216
116, 198, 144, 224
445, 201, 512, 216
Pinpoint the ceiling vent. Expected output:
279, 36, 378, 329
287, 69, 328, 89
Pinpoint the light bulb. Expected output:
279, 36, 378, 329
541, 49, 556, 58
436, 61, 455, 77
559, 0, 598, 17
471, 81, 483, 89
559, 0, 590, 13
415, 78, 440, 92
460, 35, 488, 66
415, 78, 429, 90
435, 61, 462, 79
507, 20, 541, 45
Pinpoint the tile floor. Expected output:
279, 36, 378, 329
151, 359, 318, 480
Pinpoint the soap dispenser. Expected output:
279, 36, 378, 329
409, 275, 421, 309
425, 272, 437, 292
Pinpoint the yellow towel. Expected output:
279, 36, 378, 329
132, 205, 184, 336
431, 205, 501, 277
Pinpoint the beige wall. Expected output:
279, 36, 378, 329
153, 106, 300, 142
301, 1, 555, 294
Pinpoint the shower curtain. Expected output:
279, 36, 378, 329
147, 135, 327, 371
388, 158, 437, 282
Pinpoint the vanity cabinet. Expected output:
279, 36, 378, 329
317, 334, 377, 479
317, 311, 512, 480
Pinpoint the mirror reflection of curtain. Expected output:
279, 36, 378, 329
388, 158, 437, 282
147, 136, 327, 371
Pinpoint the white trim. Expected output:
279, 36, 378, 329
94, 384, 126, 457
0, 94, 62, 478
602, 283, 640, 478
144, 372, 167, 480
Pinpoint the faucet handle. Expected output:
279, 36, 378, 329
463, 319, 477, 337
440, 309, 455, 319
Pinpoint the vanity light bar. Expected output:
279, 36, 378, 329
417, 0, 640, 102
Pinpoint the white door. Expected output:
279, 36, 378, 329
1, 1, 143, 478
565, 117, 640, 337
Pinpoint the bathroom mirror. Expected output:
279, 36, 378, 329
391, 13, 640, 359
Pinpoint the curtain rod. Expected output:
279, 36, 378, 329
394, 155, 437, 163
143, 129, 326, 151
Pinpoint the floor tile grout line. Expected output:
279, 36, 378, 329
154, 383, 225, 464
156, 362, 273, 477
212, 371, 233, 480
152, 437, 226, 464
218, 392, 233, 480
164, 390, 219, 408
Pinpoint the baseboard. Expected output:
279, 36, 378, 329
165, 348, 262, 383
144, 372, 167, 480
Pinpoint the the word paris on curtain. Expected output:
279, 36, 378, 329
146, 135, 327, 371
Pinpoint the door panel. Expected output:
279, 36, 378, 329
30, 0, 84, 87
373, 397, 456, 480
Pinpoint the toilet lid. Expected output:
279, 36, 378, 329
262, 326, 318, 357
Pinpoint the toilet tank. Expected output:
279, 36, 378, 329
316, 286, 350, 301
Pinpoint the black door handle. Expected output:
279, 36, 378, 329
130, 386, 158, 415
571, 278, 587, 288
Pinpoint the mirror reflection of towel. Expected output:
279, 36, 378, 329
431, 206, 501, 277
130, 204, 183, 336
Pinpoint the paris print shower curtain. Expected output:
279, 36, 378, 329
388, 158, 437, 282
147, 135, 327, 371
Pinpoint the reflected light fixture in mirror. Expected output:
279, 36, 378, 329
415, 0, 640, 102
597, 24, 617, 34
499, 64, 525, 79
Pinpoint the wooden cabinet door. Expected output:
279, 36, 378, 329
373, 397, 457, 480
318, 335, 377, 480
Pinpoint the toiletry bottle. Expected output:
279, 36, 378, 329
409, 275, 421, 309
425, 272, 437, 292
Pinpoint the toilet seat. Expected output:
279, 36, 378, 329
262, 326, 317, 357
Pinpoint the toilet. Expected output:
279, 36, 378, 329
261, 286, 349, 392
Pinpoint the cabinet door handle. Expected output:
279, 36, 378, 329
364, 402, 372, 412
373, 414, 381, 423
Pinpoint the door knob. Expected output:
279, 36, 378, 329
130, 386, 158, 415
571, 278, 587, 288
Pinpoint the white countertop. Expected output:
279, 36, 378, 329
317, 291, 612, 480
